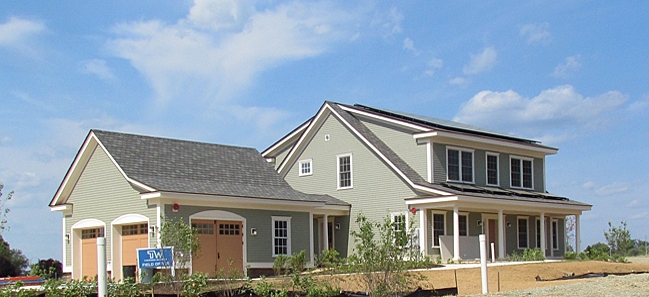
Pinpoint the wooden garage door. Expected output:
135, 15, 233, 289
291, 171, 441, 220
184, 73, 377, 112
191, 220, 243, 276
122, 224, 149, 266
81, 228, 104, 279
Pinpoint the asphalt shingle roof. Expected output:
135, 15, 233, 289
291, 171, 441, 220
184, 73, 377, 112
92, 130, 348, 206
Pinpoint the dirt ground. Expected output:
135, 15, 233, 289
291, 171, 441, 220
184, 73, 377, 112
328, 256, 649, 296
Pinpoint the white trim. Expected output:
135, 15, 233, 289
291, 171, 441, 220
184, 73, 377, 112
71, 219, 105, 229
277, 105, 332, 173
413, 131, 558, 155
246, 262, 275, 269
431, 210, 446, 248
262, 120, 311, 157
111, 214, 149, 225
309, 212, 314, 266
517, 216, 530, 249
93, 137, 156, 192
339, 105, 431, 132
62, 217, 67, 268
51, 204, 73, 214
336, 153, 353, 190
551, 218, 560, 251
189, 210, 247, 275
425, 140, 433, 183
406, 194, 591, 213
51, 133, 96, 206
271, 216, 292, 257
458, 212, 469, 236
510, 155, 535, 189
110, 215, 150, 281
70, 219, 107, 280
156, 203, 162, 247
485, 152, 500, 186
298, 159, 313, 176
446, 146, 475, 183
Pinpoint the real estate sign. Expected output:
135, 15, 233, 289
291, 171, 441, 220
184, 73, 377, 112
137, 247, 174, 269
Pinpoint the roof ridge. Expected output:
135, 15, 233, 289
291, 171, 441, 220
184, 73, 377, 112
91, 129, 256, 150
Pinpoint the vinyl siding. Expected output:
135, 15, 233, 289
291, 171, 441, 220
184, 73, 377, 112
358, 117, 427, 180
274, 146, 291, 171
284, 113, 419, 256
163, 205, 311, 263
65, 146, 156, 268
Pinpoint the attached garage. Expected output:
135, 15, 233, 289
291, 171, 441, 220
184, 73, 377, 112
192, 219, 243, 276
121, 223, 149, 279
81, 228, 104, 279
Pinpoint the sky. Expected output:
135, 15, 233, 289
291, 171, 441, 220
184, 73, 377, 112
1, 0, 648, 262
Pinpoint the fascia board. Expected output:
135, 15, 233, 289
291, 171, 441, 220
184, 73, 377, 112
339, 105, 430, 132
50, 133, 97, 206
262, 120, 311, 157
93, 135, 156, 192
413, 131, 558, 155
407, 194, 590, 213
142, 191, 328, 208
50, 204, 73, 214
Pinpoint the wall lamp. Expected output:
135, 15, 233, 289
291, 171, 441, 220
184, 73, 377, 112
65, 233, 70, 244
477, 220, 483, 226
250, 228, 258, 236
149, 226, 157, 234
506, 222, 512, 228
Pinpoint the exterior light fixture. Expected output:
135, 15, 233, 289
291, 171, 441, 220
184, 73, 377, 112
250, 228, 257, 236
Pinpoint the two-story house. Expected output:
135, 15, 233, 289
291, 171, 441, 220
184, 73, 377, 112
262, 102, 591, 261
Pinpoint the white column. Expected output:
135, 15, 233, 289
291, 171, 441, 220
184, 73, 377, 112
322, 214, 329, 251
419, 208, 428, 255
575, 214, 581, 252
479, 234, 488, 294
498, 210, 505, 259
453, 207, 460, 260
97, 237, 107, 297
540, 212, 546, 256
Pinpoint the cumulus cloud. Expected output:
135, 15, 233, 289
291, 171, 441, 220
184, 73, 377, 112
454, 85, 628, 144
551, 55, 581, 79
424, 58, 443, 76
402, 37, 417, 54
81, 59, 115, 80
520, 22, 551, 45
449, 77, 467, 86
108, 1, 360, 107
463, 47, 497, 75
373, 6, 403, 38
0, 17, 45, 47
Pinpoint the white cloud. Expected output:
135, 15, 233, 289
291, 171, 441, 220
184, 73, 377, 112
424, 58, 443, 76
402, 37, 417, 54
630, 211, 648, 219
463, 47, 497, 75
594, 182, 629, 196
81, 59, 115, 80
552, 55, 581, 79
520, 22, 551, 45
449, 77, 467, 86
0, 17, 45, 47
108, 1, 359, 107
454, 85, 628, 144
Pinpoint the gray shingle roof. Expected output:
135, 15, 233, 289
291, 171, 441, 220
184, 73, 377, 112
92, 130, 348, 206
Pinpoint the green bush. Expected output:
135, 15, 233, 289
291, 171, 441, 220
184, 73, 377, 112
0, 281, 38, 297
563, 251, 578, 260
182, 272, 208, 297
108, 277, 144, 297
522, 248, 545, 261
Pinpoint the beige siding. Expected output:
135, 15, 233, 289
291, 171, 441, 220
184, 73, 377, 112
284, 113, 419, 255
65, 146, 156, 269
274, 146, 291, 171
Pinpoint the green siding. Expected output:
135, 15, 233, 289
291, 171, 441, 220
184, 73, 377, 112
359, 117, 427, 180
65, 146, 157, 267
274, 146, 291, 171
284, 113, 419, 256
163, 205, 311, 263
432, 143, 446, 183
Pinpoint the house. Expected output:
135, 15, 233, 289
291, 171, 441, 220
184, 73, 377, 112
262, 102, 591, 261
49, 130, 349, 280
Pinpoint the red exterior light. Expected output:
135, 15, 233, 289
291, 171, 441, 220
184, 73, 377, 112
172, 203, 180, 211
410, 207, 417, 214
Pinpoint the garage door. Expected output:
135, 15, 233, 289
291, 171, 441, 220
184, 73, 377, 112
192, 220, 243, 276
122, 223, 149, 279
81, 228, 104, 279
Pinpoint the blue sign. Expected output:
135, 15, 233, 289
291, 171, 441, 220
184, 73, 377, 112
137, 247, 174, 269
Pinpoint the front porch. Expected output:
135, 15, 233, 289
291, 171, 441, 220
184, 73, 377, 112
407, 195, 590, 261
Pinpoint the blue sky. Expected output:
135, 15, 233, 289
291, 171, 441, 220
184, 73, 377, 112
1, 1, 648, 261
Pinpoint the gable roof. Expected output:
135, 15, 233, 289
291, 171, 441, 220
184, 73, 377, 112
50, 130, 348, 207
269, 101, 590, 208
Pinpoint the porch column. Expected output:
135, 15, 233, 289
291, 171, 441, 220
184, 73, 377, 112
453, 207, 460, 260
419, 208, 428, 255
540, 212, 546, 256
575, 214, 581, 252
498, 209, 505, 259
323, 214, 329, 251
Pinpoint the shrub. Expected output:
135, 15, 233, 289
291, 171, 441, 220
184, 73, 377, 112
0, 281, 38, 297
563, 251, 578, 260
522, 248, 545, 261
108, 277, 144, 297
182, 272, 208, 297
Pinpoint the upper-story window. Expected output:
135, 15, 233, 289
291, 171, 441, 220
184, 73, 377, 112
486, 153, 499, 186
298, 159, 312, 176
337, 154, 352, 189
511, 156, 533, 189
447, 147, 473, 183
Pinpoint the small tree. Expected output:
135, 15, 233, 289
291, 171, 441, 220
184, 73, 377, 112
0, 235, 29, 277
565, 215, 576, 251
604, 221, 633, 256
0, 183, 13, 234
158, 217, 201, 297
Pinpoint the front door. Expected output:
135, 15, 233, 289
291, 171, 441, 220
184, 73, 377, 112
192, 219, 243, 276
487, 219, 497, 259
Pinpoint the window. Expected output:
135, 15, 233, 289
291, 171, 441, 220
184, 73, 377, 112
552, 219, 559, 250
272, 216, 291, 256
432, 213, 445, 247
511, 157, 533, 189
298, 159, 312, 176
447, 148, 473, 183
219, 223, 240, 235
391, 213, 407, 247
459, 215, 468, 236
337, 154, 352, 189
192, 222, 214, 235
123, 223, 148, 235
517, 217, 529, 249
486, 153, 499, 186
81, 228, 105, 239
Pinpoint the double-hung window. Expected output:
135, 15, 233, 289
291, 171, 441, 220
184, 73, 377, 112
391, 213, 407, 247
298, 159, 312, 176
486, 153, 499, 186
517, 217, 529, 249
272, 216, 291, 256
511, 157, 533, 189
337, 154, 352, 189
447, 148, 474, 183
432, 212, 445, 247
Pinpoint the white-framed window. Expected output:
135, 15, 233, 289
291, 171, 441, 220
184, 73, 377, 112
511, 156, 534, 189
432, 211, 445, 247
459, 213, 469, 236
517, 217, 529, 249
391, 212, 408, 247
272, 216, 291, 256
486, 153, 499, 186
447, 147, 474, 183
298, 159, 313, 176
337, 153, 353, 189
551, 219, 559, 251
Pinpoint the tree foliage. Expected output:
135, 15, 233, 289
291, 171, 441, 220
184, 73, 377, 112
0, 235, 29, 277
157, 217, 201, 297
604, 221, 633, 256
0, 183, 13, 234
